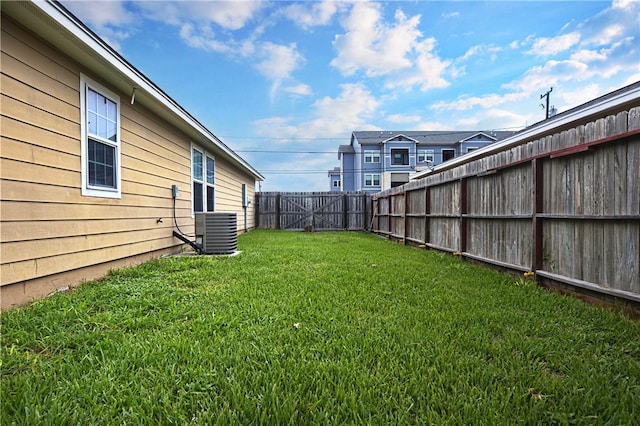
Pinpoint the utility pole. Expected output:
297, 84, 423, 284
540, 87, 553, 119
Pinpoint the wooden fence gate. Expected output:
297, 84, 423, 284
256, 192, 371, 231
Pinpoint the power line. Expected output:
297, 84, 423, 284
258, 167, 434, 175
221, 127, 523, 143
236, 150, 338, 153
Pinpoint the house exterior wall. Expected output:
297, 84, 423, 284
214, 155, 257, 230
0, 13, 257, 309
360, 145, 382, 193
332, 131, 514, 193
459, 134, 496, 153
340, 152, 356, 191
329, 174, 341, 191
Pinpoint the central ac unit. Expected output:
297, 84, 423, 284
195, 212, 238, 254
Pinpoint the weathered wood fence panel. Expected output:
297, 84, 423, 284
372, 105, 640, 309
256, 192, 371, 231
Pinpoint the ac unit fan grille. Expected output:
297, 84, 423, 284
195, 212, 238, 254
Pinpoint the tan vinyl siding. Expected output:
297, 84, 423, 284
1, 14, 257, 308
213, 155, 257, 231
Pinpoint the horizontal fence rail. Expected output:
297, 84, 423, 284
256, 192, 372, 231
372, 106, 640, 312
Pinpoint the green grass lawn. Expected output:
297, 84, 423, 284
2, 230, 639, 424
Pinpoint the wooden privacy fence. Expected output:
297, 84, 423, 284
256, 192, 372, 231
372, 106, 640, 310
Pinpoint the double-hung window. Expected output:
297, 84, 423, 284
192, 146, 215, 213
364, 150, 380, 163
418, 149, 434, 163
365, 173, 380, 186
80, 75, 121, 198
205, 155, 215, 211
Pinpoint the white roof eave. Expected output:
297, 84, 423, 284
9, 0, 263, 181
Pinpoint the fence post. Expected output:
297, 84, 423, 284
460, 178, 468, 253
533, 158, 544, 271
403, 189, 409, 245
343, 193, 348, 230
425, 186, 430, 245
276, 193, 281, 230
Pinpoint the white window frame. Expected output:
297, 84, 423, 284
205, 154, 215, 212
364, 173, 380, 187
364, 150, 380, 163
80, 74, 121, 198
418, 149, 434, 163
333, 179, 341, 188
191, 144, 215, 214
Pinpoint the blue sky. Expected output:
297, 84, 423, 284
62, 0, 640, 191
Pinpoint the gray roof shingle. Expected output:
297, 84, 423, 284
352, 130, 514, 145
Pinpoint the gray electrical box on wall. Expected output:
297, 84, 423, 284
242, 184, 249, 207
194, 212, 238, 254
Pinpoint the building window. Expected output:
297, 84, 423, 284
80, 74, 121, 198
418, 149, 434, 163
365, 174, 380, 186
442, 149, 455, 162
206, 155, 215, 212
333, 180, 341, 187
364, 150, 380, 163
391, 172, 409, 188
466, 148, 477, 153
391, 149, 409, 166
192, 146, 215, 213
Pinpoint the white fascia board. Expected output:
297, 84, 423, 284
31, 0, 263, 181
460, 131, 496, 142
382, 133, 418, 144
413, 83, 640, 180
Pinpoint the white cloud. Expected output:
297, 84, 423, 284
386, 38, 450, 91
330, 2, 450, 91
178, 25, 306, 97
459, 44, 501, 61
527, 32, 581, 56
283, 1, 341, 30
441, 11, 460, 19
249, 83, 382, 190
138, 1, 307, 99
138, 1, 263, 30
253, 83, 381, 139
579, 0, 639, 46
283, 84, 312, 96
583, 23, 625, 46
179, 23, 234, 53
504, 60, 589, 93
63, 1, 135, 49
330, 2, 396, 75
255, 42, 304, 80
559, 83, 602, 109
413, 121, 448, 131
570, 48, 607, 63
253, 42, 306, 102
455, 108, 530, 131
431, 92, 527, 112
612, 0, 637, 10
386, 114, 421, 124
305, 83, 382, 136
252, 117, 300, 140
65, 0, 134, 28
